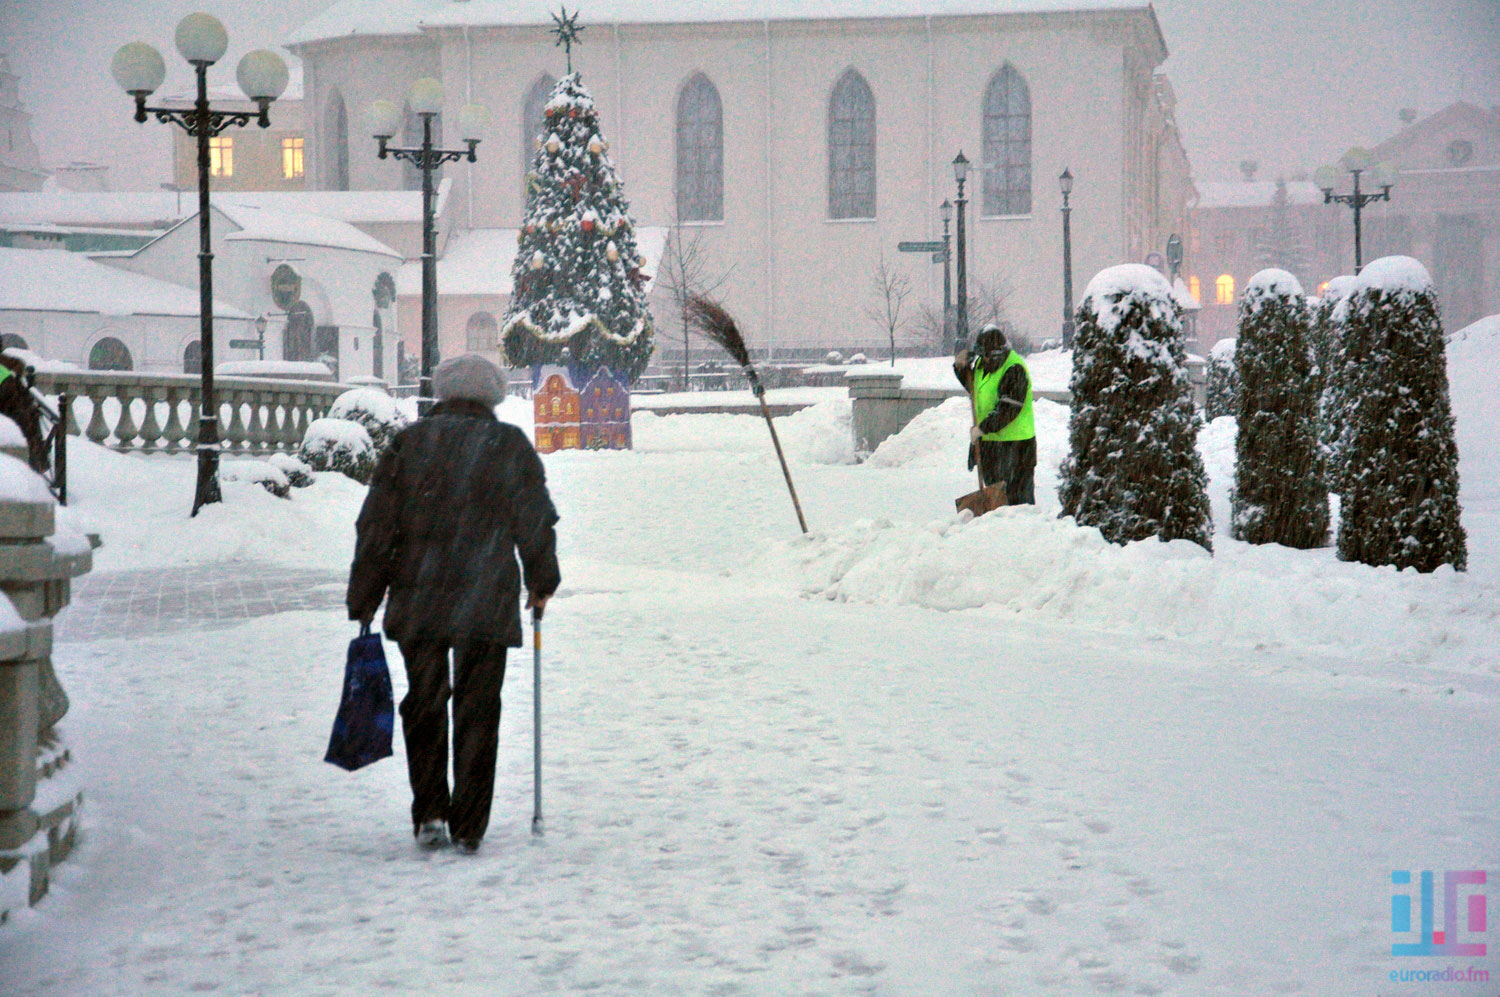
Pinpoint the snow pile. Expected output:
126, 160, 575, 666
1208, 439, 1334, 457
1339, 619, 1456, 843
328, 387, 409, 452
220, 459, 291, 498
300, 418, 376, 484
1449, 313, 1500, 572
867, 397, 1069, 471
3, 348, 78, 373
632, 397, 856, 465
267, 453, 316, 488
0, 452, 54, 503
769, 505, 1495, 667
0, 415, 25, 451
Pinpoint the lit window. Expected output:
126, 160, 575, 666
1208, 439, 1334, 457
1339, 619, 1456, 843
1318, 280, 1329, 296
209, 136, 233, 178
282, 137, 305, 179
1188, 276, 1201, 302
1214, 274, 1235, 305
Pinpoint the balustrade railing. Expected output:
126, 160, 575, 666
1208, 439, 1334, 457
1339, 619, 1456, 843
33, 371, 350, 457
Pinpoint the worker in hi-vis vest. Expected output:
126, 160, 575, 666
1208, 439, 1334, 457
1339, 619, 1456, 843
953, 324, 1037, 505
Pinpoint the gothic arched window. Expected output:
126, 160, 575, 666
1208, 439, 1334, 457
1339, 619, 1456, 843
522, 74, 557, 191
325, 91, 349, 191
983, 65, 1031, 216
676, 73, 723, 222
828, 69, 876, 220
466, 311, 498, 352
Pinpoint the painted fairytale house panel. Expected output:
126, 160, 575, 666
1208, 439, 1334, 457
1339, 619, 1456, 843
579, 368, 632, 450
532, 366, 582, 453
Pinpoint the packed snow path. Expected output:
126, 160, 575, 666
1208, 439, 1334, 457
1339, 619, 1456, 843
4, 377, 1498, 993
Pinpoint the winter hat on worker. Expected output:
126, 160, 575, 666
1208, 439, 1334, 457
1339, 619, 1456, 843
975, 324, 1008, 355
434, 354, 507, 407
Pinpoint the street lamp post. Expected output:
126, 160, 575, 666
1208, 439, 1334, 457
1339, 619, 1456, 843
253, 314, 268, 361
940, 199, 954, 353
113, 15, 288, 516
1059, 167, 1075, 350
952, 152, 971, 348
1316, 149, 1395, 275
367, 84, 488, 415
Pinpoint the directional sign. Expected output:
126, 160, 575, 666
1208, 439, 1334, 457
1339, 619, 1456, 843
932, 251, 947, 263
229, 339, 262, 350
898, 240, 945, 254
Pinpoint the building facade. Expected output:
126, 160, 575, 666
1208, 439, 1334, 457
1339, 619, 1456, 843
287, 0, 1194, 358
0, 55, 47, 193
165, 70, 309, 194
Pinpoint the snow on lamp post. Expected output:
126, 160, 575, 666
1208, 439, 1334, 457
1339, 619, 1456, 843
112, 14, 289, 517
369, 82, 487, 415
1316, 148, 1395, 275
1059, 166, 1076, 350
952, 152, 971, 348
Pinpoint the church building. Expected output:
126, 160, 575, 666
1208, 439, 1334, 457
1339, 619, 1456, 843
287, 0, 1193, 357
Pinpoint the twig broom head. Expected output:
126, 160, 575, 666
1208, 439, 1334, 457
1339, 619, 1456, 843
686, 295, 752, 369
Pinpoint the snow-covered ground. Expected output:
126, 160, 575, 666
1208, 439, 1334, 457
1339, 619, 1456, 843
2, 333, 1497, 994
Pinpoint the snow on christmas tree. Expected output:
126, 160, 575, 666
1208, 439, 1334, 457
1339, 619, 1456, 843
1230, 269, 1329, 548
502, 72, 655, 383
1336, 256, 1466, 572
1058, 264, 1213, 551
1313, 275, 1357, 494
1204, 337, 1239, 421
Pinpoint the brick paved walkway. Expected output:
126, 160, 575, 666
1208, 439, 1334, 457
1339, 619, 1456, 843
57, 562, 346, 643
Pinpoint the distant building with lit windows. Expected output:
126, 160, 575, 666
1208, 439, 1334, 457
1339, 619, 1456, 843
166, 62, 308, 193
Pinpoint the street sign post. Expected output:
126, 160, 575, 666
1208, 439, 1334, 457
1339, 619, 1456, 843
228, 339, 262, 350
898, 240, 945, 254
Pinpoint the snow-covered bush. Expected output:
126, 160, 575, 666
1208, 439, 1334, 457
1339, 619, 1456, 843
220, 459, 291, 499
1313, 275, 1357, 493
847, 352, 868, 365
1336, 257, 1466, 572
1058, 264, 1212, 550
824, 350, 844, 366
328, 387, 409, 454
1230, 270, 1328, 548
267, 452, 315, 488
1204, 338, 1239, 421
299, 418, 376, 485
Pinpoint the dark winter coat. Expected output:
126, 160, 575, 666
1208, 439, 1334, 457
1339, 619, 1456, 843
953, 349, 1037, 487
347, 400, 561, 647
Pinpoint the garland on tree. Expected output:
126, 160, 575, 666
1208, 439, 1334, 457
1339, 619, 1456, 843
1058, 264, 1213, 551
502, 73, 655, 382
1336, 256, 1466, 572
1229, 269, 1329, 548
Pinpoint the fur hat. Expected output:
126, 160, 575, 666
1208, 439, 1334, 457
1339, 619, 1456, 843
433, 354, 507, 407
975, 324, 1008, 354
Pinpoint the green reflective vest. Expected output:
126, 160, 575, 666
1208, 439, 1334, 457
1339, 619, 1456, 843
971, 351, 1035, 442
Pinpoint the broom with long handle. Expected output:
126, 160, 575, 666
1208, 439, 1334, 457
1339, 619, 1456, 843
686, 296, 808, 534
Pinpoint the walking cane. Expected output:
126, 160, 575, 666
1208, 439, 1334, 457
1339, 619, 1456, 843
531, 607, 544, 837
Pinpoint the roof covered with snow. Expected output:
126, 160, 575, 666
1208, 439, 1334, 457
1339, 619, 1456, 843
1195, 180, 1324, 209
0, 180, 451, 229
396, 225, 667, 298
289, 0, 1151, 44
218, 203, 401, 258
0, 248, 252, 320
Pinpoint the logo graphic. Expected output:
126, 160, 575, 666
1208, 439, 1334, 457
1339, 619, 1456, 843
1392, 870, 1487, 957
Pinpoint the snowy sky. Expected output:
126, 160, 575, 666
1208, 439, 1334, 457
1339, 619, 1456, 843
2, 0, 1497, 187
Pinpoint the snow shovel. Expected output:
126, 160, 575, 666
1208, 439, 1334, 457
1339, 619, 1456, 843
531, 608, 544, 837
955, 379, 1008, 518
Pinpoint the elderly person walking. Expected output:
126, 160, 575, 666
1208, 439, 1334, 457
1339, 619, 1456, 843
347, 355, 560, 854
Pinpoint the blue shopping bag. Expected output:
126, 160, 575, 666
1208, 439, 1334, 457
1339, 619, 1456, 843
324, 624, 394, 772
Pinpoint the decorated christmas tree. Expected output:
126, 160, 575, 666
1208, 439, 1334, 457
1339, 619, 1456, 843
502, 71, 655, 382
1230, 269, 1329, 548
1336, 256, 1466, 572
1058, 264, 1213, 551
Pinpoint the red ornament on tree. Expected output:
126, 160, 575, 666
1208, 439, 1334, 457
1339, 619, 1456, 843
581, 217, 595, 234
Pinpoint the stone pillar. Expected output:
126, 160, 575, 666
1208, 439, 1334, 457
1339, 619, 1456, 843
0, 449, 93, 924
847, 370, 907, 455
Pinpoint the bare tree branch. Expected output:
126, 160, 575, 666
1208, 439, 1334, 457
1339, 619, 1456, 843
865, 254, 913, 366
660, 215, 735, 390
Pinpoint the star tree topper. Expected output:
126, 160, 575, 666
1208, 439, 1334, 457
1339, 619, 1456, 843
551, 7, 586, 73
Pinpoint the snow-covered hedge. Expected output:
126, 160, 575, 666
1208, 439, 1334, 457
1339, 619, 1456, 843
220, 459, 291, 499
1335, 256, 1466, 572
1314, 275, 1358, 493
1204, 338, 1239, 421
328, 387, 409, 454
299, 418, 376, 485
1230, 269, 1328, 548
824, 350, 844, 365
1059, 264, 1212, 550
267, 452, 315, 489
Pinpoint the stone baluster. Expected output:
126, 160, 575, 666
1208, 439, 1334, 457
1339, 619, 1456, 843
160, 387, 188, 454
218, 392, 243, 453
83, 390, 110, 446
137, 386, 164, 453
59, 390, 81, 439
112, 391, 140, 452
249, 396, 271, 454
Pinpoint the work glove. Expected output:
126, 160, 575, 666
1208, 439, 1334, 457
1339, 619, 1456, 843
970, 425, 983, 443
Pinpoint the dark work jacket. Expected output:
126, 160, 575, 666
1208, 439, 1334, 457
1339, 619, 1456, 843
953, 349, 1038, 482
347, 400, 561, 647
